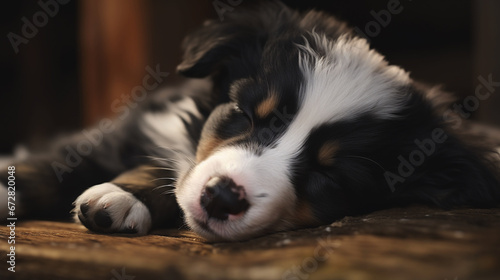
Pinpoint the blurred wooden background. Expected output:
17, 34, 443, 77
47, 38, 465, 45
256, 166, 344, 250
79, 0, 215, 125
1, 0, 499, 153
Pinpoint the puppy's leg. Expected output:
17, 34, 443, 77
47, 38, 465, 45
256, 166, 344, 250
0, 82, 211, 222
0, 151, 123, 220
0, 126, 138, 220
74, 165, 181, 234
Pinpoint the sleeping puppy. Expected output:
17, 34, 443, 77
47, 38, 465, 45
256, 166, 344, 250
1, 1, 499, 241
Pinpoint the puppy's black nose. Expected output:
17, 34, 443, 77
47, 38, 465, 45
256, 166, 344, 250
200, 176, 249, 220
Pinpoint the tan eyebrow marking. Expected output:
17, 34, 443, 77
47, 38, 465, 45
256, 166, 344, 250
196, 133, 250, 163
318, 141, 340, 166
196, 135, 224, 163
255, 93, 278, 119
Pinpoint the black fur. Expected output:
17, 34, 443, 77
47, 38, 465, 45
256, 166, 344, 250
2, 1, 499, 241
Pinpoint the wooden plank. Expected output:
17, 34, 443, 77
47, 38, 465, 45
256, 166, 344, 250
1, 206, 499, 280
79, 0, 149, 125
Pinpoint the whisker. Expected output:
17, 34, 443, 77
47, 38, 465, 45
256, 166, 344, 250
341, 155, 387, 172
153, 183, 176, 191
161, 189, 176, 195
158, 147, 196, 164
145, 166, 177, 172
146, 156, 181, 164
151, 177, 178, 182
147, 146, 197, 167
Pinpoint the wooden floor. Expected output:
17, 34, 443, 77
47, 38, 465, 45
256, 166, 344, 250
1, 206, 499, 280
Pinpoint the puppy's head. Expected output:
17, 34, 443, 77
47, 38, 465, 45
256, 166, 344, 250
175, 2, 412, 241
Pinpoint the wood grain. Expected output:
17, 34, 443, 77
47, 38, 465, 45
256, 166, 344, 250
1, 206, 499, 280
80, 0, 149, 125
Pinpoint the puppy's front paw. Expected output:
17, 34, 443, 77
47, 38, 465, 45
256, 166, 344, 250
74, 183, 151, 234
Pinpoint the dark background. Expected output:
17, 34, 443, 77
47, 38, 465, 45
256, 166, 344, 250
1, 0, 499, 154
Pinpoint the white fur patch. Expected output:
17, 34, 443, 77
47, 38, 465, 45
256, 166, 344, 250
141, 96, 200, 174
74, 183, 151, 234
177, 33, 412, 241
297, 33, 410, 123
177, 148, 295, 241
0, 181, 7, 219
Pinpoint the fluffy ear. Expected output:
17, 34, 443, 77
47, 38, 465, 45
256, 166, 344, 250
176, 1, 292, 78
176, 20, 251, 78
